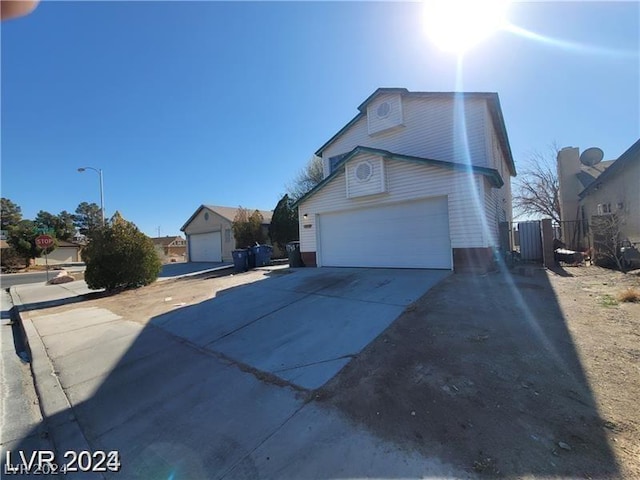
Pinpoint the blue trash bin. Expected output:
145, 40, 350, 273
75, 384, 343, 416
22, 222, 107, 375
246, 247, 256, 269
252, 245, 273, 267
232, 249, 249, 273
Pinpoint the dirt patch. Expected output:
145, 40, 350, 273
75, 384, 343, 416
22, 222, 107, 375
318, 265, 640, 478
32, 269, 273, 324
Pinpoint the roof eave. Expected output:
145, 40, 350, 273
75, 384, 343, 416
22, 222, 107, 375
180, 205, 208, 232
579, 138, 640, 199
314, 90, 517, 179
486, 94, 517, 177
294, 146, 504, 207
314, 112, 363, 157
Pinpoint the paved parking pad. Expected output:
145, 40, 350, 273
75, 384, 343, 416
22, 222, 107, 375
209, 294, 403, 389
153, 285, 308, 347
156, 268, 450, 390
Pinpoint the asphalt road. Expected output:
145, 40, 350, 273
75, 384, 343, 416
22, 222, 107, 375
0, 290, 53, 461
0, 267, 86, 289
1, 271, 57, 289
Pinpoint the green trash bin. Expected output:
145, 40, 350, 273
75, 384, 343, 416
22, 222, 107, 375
286, 241, 304, 267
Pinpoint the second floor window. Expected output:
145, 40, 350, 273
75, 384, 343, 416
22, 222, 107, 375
329, 153, 349, 173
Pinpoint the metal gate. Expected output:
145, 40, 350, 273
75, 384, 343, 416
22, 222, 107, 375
518, 221, 543, 262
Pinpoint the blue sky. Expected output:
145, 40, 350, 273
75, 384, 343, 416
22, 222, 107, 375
2, 1, 638, 237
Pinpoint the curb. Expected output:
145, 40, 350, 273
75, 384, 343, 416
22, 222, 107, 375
156, 263, 234, 282
8, 289, 98, 479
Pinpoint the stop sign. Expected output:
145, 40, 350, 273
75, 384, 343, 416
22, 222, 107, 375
35, 235, 54, 249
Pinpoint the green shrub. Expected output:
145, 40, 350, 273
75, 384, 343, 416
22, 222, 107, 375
232, 207, 265, 248
83, 212, 161, 291
268, 194, 298, 253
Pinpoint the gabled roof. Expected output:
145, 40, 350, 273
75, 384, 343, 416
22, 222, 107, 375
181, 205, 273, 231
150, 236, 184, 247
314, 88, 516, 176
57, 240, 82, 248
579, 138, 640, 199
293, 146, 504, 207
576, 160, 614, 190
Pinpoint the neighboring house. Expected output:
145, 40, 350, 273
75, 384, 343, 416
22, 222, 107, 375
181, 205, 274, 263
294, 88, 516, 272
558, 139, 640, 248
34, 240, 83, 265
150, 235, 187, 259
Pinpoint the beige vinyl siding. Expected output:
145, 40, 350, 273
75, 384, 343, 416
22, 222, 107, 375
322, 96, 489, 177
183, 208, 231, 235
581, 159, 640, 244
34, 247, 81, 265
299, 158, 488, 252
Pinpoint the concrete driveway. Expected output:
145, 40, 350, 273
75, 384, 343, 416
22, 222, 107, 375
14, 267, 462, 478
152, 267, 450, 389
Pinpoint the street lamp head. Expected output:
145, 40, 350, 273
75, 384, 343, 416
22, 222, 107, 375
77, 167, 86, 172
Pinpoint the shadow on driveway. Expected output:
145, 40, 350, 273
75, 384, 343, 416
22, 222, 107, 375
3, 267, 623, 478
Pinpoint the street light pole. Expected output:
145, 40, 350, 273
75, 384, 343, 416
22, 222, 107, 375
77, 167, 105, 225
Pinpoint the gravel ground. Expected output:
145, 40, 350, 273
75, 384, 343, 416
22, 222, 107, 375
318, 265, 640, 479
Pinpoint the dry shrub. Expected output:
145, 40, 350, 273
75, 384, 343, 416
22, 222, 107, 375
617, 288, 640, 303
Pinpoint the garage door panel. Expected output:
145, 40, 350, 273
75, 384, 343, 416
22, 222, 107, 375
189, 232, 222, 262
319, 198, 451, 269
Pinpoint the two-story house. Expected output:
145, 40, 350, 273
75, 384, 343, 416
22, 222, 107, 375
293, 88, 516, 272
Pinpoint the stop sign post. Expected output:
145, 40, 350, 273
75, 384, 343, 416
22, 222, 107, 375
35, 235, 55, 281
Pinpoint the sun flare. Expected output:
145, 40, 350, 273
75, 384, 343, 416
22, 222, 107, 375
423, 0, 510, 54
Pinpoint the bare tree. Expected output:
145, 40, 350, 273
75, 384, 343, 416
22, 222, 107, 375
513, 145, 561, 223
591, 213, 626, 271
287, 155, 324, 202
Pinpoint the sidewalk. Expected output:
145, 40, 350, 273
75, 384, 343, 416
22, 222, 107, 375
10, 263, 234, 312
10, 280, 100, 312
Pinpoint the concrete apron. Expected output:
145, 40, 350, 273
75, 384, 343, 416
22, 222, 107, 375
153, 267, 451, 389
13, 268, 462, 478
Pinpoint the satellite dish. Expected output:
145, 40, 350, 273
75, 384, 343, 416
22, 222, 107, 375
580, 147, 604, 166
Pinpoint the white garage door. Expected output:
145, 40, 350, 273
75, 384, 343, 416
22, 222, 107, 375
319, 197, 451, 269
189, 232, 222, 262
35, 247, 78, 265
